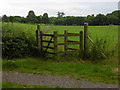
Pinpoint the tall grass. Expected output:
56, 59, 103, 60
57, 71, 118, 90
88, 26, 118, 60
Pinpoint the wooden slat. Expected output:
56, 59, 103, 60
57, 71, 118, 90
58, 50, 80, 53
67, 40, 79, 42
58, 42, 80, 45
43, 34, 54, 36
67, 33, 80, 36
68, 33, 80, 34
57, 34, 64, 37
43, 46, 54, 49
45, 51, 55, 54
42, 40, 54, 43
57, 34, 80, 37
67, 48, 79, 50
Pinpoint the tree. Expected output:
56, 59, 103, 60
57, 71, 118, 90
13, 16, 21, 22
9, 16, 14, 23
54, 18, 65, 25
94, 14, 107, 25
26, 10, 37, 24
86, 14, 95, 25
36, 15, 42, 24
42, 13, 49, 24
2, 15, 9, 22
106, 15, 118, 25
106, 10, 120, 25
49, 17, 57, 24
57, 12, 65, 18
20, 17, 27, 23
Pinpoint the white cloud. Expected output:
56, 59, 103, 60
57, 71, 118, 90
0, 0, 119, 17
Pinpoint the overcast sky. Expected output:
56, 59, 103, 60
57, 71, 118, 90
0, 0, 119, 17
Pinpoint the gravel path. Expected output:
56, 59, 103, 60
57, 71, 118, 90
2, 72, 119, 88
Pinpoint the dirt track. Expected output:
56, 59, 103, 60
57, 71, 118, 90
2, 71, 119, 88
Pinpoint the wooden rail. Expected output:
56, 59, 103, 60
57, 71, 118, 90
36, 23, 89, 61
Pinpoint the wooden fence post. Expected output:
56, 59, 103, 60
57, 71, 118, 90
84, 23, 89, 59
64, 30, 68, 56
80, 31, 84, 59
40, 31, 43, 53
36, 24, 40, 47
54, 31, 58, 61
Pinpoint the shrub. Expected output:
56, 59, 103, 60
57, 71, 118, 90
2, 25, 38, 59
88, 37, 117, 60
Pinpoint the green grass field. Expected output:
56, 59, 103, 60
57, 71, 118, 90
2, 22, 118, 52
3, 22, 118, 58
3, 22, 118, 46
2, 22, 119, 86
2, 22, 118, 40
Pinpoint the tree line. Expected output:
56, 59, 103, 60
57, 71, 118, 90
2, 10, 120, 25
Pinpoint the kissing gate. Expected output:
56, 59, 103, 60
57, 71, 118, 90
36, 23, 89, 61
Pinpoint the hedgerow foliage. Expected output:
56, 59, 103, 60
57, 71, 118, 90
2, 24, 39, 59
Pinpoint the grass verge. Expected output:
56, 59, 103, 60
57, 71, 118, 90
2, 57, 118, 84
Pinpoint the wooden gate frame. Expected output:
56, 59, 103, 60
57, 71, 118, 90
36, 23, 89, 60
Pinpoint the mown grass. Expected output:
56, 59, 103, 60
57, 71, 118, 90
2, 82, 62, 88
3, 57, 118, 84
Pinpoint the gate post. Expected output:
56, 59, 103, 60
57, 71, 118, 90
36, 24, 40, 47
64, 30, 68, 57
84, 23, 89, 59
54, 31, 58, 61
40, 31, 43, 53
36, 24, 43, 54
80, 31, 84, 59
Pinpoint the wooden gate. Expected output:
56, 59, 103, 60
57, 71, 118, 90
36, 23, 89, 61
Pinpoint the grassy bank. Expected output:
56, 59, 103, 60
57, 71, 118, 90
3, 57, 118, 84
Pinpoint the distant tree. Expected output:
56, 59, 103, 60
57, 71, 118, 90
26, 10, 37, 24
64, 16, 74, 25
57, 12, 65, 18
49, 17, 57, 24
86, 14, 95, 25
13, 16, 21, 22
9, 16, 14, 23
36, 15, 42, 24
54, 18, 65, 25
42, 13, 49, 24
64, 16, 84, 26
106, 15, 118, 25
2, 15, 9, 22
94, 14, 107, 25
20, 17, 27, 23
106, 10, 120, 25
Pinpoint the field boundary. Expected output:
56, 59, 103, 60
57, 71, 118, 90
36, 23, 89, 60
36, 23, 106, 60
